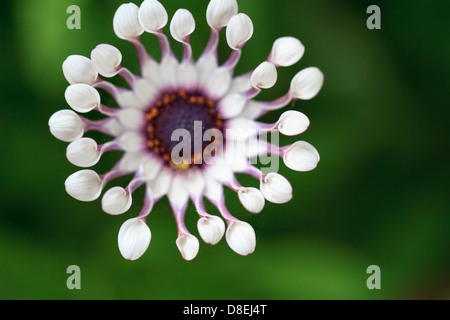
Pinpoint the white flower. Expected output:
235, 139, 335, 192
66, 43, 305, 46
116, 109, 145, 130
64, 170, 102, 202
176, 233, 200, 261
66, 138, 101, 167
226, 221, 256, 256
65, 84, 100, 113
277, 110, 310, 136
50, 0, 323, 261
91, 44, 122, 78
118, 131, 146, 152
197, 216, 225, 245
226, 13, 253, 50
102, 186, 132, 215
206, 0, 238, 29
118, 217, 151, 260
170, 9, 196, 43
260, 172, 293, 204
62, 55, 98, 85
269, 36, 305, 67
251, 62, 277, 89
291, 67, 324, 100
138, 0, 168, 33
283, 141, 320, 172
238, 187, 265, 214
48, 110, 84, 142
113, 3, 144, 40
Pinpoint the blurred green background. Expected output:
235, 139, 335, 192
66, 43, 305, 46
0, 0, 448, 300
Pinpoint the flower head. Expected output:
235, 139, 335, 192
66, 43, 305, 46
49, 0, 323, 261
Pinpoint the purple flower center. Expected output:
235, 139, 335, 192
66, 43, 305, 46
145, 91, 224, 169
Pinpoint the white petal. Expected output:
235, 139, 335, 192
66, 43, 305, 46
176, 234, 199, 261
62, 55, 98, 85
186, 170, 205, 197
239, 136, 269, 159
65, 84, 100, 113
178, 63, 199, 90
197, 216, 225, 245
239, 100, 264, 120
277, 110, 310, 136
203, 173, 224, 203
225, 117, 258, 141
113, 3, 144, 40
119, 131, 145, 152
66, 138, 100, 168
222, 144, 248, 172
205, 163, 234, 183
283, 141, 320, 172
102, 186, 132, 215
226, 13, 253, 50
206, 0, 238, 29
142, 59, 163, 89
168, 173, 189, 210
48, 110, 84, 142
196, 53, 218, 86
90, 44, 122, 78
228, 73, 253, 94
116, 108, 145, 130
238, 187, 265, 214
116, 90, 145, 109
270, 36, 305, 67
119, 151, 145, 172
133, 78, 159, 105
204, 68, 232, 100
159, 55, 180, 89
217, 92, 247, 119
170, 9, 195, 42
149, 168, 173, 199
260, 172, 293, 204
226, 221, 256, 256
118, 217, 151, 260
141, 154, 163, 181
290, 67, 324, 100
64, 170, 102, 202
251, 61, 277, 89
102, 118, 126, 137
138, 0, 168, 33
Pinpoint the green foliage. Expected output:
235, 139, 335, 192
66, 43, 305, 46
0, 0, 448, 299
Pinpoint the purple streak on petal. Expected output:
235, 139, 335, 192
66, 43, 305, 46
221, 49, 241, 72
93, 81, 124, 100
118, 68, 137, 88
138, 188, 154, 222
214, 198, 240, 225
240, 163, 263, 180
240, 87, 260, 100
155, 29, 174, 62
129, 37, 155, 72
252, 91, 293, 118
95, 104, 119, 117
100, 168, 133, 189
200, 28, 219, 60
80, 117, 117, 137
98, 140, 124, 155
171, 200, 190, 235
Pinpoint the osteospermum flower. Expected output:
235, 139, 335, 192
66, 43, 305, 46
49, 0, 323, 261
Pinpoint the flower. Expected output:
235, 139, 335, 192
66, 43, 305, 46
49, 0, 323, 261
